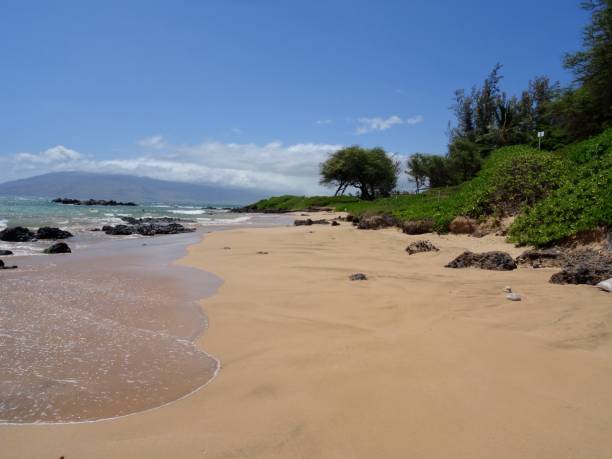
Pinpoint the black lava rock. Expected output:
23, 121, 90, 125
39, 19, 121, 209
0, 226, 36, 242
445, 251, 517, 271
36, 227, 73, 240
43, 242, 72, 254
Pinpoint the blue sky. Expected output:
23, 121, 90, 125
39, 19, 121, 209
0, 1, 588, 193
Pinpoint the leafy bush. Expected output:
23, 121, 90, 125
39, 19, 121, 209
246, 195, 359, 211
508, 129, 612, 246
458, 145, 568, 217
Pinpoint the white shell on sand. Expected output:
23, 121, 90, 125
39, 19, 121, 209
506, 292, 522, 301
596, 279, 612, 293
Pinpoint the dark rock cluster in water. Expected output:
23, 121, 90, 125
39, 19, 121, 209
0, 226, 36, 242
36, 227, 73, 240
446, 251, 517, 271
0, 226, 73, 242
101, 221, 196, 236
53, 198, 137, 206
119, 216, 192, 225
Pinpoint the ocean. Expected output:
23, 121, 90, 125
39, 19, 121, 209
0, 196, 255, 255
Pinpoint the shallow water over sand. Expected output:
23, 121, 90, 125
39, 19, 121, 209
0, 231, 223, 423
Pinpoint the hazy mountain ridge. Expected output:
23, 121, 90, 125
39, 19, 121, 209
0, 172, 270, 205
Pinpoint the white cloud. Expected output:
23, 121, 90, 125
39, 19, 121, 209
2, 140, 345, 195
316, 119, 332, 125
14, 145, 82, 164
137, 135, 166, 148
355, 115, 423, 134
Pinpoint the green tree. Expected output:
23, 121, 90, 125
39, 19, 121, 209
406, 153, 429, 193
320, 146, 399, 200
562, 0, 612, 138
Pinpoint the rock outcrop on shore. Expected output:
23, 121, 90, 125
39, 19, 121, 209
0, 250, 13, 255
516, 248, 566, 268
43, 242, 71, 254
294, 218, 330, 226
36, 227, 73, 240
548, 250, 612, 285
53, 198, 137, 206
0, 226, 36, 242
446, 251, 518, 271
401, 220, 435, 235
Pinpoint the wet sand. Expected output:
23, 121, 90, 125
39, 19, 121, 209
2, 214, 612, 458
0, 231, 221, 423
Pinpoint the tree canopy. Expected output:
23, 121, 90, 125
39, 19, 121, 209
406, 0, 612, 193
320, 146, 399, 200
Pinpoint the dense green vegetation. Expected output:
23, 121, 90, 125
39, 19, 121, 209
508, 130, 612, 246
241, 194, 359, 212
248, 129, 612, 246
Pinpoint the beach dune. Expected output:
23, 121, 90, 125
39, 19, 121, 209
2, 217, 612, 458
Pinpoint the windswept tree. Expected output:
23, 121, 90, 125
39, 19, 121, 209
406, 153, 429, 193
320, 146, 399, 200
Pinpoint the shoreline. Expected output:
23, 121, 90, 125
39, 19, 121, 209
0, 230, 222, 424
3, 215, 612, 458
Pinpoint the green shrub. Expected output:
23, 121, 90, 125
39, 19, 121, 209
508, 132, 612, 246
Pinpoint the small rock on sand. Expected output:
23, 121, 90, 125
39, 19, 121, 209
406, 240, 439, 255
43, 242, 72, 254
349, 273, 367, 281
506, 292, 521, 301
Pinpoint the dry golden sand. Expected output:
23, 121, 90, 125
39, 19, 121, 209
3, 214, 612, 458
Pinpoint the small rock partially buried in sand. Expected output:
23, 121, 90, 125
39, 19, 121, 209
349, 273, 367, 281
506, 292, 522, 301
406, 240, 439, 255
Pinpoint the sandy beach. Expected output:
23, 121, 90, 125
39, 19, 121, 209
2, 213, 612, 458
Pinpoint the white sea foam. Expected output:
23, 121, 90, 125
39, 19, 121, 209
169, 209, 207, 215
0, 219, 7, 230
196, 216, 252, 225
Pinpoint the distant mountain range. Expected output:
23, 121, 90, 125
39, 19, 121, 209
0, 172, 270, 205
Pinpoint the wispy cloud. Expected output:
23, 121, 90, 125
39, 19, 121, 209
14, 145, 82, 164
355, 115, 423, 134
1, 140, 346, 195
137, 135, 166, 149
316, 119, 332, 125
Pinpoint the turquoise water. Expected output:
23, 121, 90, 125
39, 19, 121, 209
0, 196, 255, 255
0, 196, 246, 231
